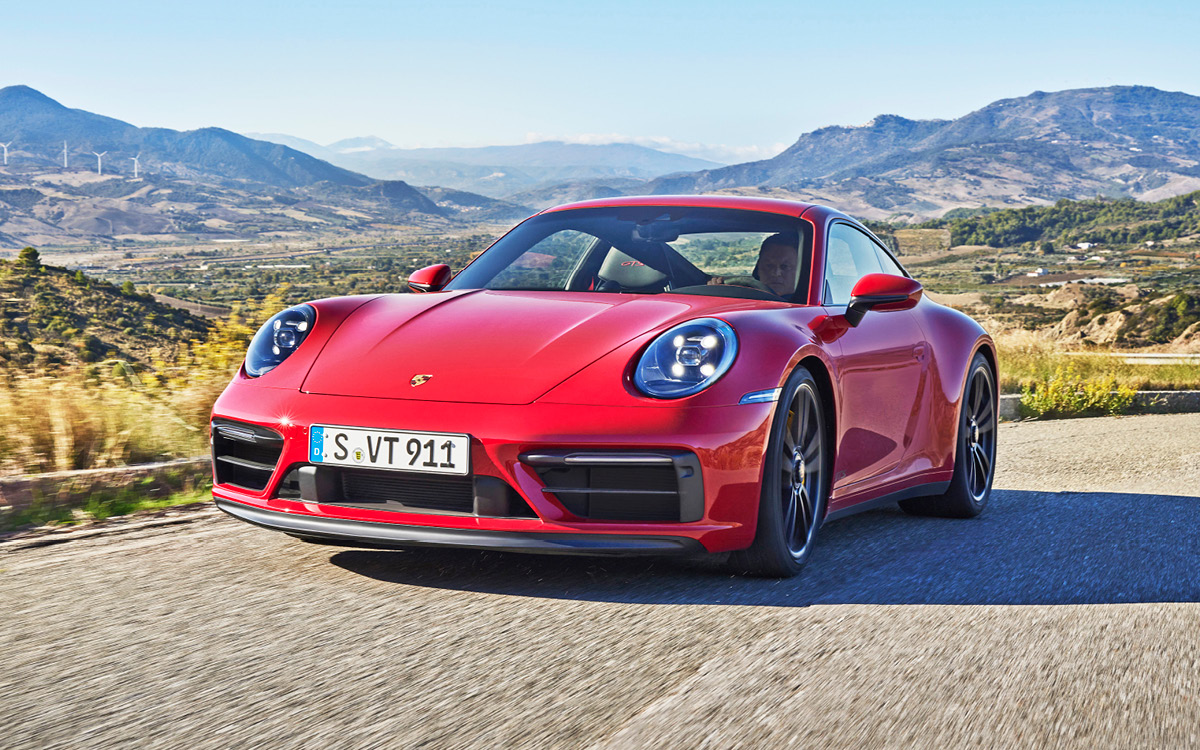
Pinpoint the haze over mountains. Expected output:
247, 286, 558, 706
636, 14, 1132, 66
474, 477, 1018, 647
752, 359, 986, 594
245, 132, 722, 197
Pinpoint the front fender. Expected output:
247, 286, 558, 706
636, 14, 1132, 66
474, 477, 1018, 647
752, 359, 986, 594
539, 306, 833, 407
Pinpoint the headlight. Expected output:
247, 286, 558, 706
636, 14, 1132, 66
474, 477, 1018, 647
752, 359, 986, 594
634, 318, 738, 398
245, 304, 316, 377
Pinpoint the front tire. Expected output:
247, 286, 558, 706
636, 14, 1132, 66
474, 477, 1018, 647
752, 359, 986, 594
731, 365, 829, 577
900, 352, 996, 518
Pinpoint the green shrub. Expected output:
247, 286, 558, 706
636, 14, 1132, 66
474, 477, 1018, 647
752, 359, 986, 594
1020, 365, 1136, 419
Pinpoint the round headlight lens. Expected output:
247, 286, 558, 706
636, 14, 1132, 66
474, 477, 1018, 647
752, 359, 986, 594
245, 304, 316, 377
634, 318, 738, 398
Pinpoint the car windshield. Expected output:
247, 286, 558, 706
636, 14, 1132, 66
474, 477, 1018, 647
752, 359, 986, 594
445, 206, 814, 303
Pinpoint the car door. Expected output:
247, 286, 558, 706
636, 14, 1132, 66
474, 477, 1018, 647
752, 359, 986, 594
821, 221, 929, 496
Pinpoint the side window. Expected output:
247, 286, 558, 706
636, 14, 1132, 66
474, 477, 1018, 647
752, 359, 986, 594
823, 223, 883, 305
875, 244, 906, 277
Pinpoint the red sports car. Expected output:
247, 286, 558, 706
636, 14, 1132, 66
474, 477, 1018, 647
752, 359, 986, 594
212, 196, 997, 577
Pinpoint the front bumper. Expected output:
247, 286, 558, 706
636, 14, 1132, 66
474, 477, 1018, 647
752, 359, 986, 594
211, 382, 775, 553
217, 498, 704, 555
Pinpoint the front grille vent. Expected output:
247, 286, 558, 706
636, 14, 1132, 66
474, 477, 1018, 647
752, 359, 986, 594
534, 465, 681, 521
342, 468, 475, 513
212, 419, 284, 491
521, 451, 704, 523
274, 465, 537, 518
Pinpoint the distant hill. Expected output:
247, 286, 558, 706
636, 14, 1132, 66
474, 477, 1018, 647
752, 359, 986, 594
0, 86, 371, 188
912, 189, 1200, 248
503, 177, 650, 210
417, 187, 533, 222
642, 86, 1200, 219
249, 134, 723, 197
0, 251, 210, 369
242, 132, 334, 160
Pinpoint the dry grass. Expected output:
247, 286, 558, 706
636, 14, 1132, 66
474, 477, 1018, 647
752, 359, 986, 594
992, 324, 1200, 394
0, 370, 216, 475
0, 292, 278, 476
2, 300, 1197, 475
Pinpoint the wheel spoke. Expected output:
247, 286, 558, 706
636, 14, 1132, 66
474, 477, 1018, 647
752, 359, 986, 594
801, 430, 820, 459
796, 486, 811, 533
782, 486, 797, 538
795, 397, 810, 448
971, 372, 984, 413
975, 404, 995, 433
973, 443, 991, 479
965, 441, 976, 489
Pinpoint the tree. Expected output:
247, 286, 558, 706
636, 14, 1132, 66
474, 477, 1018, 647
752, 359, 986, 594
17, 246, 40, 269
121, 281, 136, 296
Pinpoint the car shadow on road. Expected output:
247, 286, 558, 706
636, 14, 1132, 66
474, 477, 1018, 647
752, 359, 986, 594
329, 489, 1200, 606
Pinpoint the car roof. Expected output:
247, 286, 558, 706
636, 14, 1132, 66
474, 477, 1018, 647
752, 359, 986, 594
539, 194, 822, 219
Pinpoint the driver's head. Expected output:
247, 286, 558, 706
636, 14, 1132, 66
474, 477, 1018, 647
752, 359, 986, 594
754, 232, 801, 297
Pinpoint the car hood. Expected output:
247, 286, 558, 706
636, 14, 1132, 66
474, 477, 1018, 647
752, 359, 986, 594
301, 290, 706, 404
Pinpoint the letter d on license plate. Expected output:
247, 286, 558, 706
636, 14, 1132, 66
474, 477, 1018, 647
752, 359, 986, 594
310, 425, 470, 476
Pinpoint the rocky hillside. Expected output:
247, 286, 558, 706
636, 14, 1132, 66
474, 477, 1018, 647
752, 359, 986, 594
0, 249, 211, 369
0, 86, 532, 247
0, 86, 370, 188
1017, 283, 1200, 348
918, 190, 1200, 248
643, 86, 1200, 220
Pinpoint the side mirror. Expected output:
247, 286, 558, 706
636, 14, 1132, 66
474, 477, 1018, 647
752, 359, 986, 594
844, 273, 923, 327
408, 264, 452, 293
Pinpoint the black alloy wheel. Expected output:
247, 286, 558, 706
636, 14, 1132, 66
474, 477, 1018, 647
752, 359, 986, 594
900, 352, 996, 518
962, 363, 997, 503
732, 365, 828, 577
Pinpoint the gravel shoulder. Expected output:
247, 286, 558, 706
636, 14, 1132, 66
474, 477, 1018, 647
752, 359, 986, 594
3, 414, 1199, 749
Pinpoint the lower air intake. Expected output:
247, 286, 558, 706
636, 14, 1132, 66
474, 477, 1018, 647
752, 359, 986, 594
212, 419, 284, 492
521, 451, 704, 523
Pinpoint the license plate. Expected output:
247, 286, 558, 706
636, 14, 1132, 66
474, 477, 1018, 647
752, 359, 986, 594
309, 425, 470, 476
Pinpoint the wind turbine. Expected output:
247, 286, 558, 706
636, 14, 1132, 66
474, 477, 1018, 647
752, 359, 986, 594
92, 151, 107, 175
63, 141, 69, 168
130, 153, 141, 179
0, 141, 11, 166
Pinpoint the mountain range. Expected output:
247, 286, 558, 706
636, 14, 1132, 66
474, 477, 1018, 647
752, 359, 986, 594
0, 86, 535, 246
257, 85, 1200, 220
245, 133, 722, 197
0, 86, 371, 189
641, 86, 1200, 219
2, 84, 1200, 248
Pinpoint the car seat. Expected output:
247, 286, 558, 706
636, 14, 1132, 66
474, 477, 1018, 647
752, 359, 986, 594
594, 247, 670, 293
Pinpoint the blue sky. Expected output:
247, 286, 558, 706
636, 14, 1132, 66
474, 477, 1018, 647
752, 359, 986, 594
4, 0, 1199, 162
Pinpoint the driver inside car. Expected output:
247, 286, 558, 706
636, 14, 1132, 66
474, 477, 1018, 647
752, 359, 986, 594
708, 232, 801, 298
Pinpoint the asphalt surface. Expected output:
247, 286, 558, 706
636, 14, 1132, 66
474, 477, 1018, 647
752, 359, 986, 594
3, 413, 1199, 748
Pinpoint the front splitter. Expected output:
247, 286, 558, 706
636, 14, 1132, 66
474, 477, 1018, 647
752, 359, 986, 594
216, 499, 706, 556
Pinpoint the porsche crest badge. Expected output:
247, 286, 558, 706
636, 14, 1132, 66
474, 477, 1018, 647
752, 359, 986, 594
410, 374, 433, 387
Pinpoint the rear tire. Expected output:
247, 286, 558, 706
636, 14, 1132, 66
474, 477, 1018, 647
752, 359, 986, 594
899, 352, 996, 518
730, 365, 829, 578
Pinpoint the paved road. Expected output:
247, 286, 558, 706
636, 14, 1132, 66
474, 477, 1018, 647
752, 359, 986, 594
3, 414, 1199, 748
